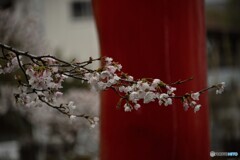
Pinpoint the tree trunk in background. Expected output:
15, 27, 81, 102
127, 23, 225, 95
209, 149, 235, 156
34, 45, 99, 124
93, 0, 210, 159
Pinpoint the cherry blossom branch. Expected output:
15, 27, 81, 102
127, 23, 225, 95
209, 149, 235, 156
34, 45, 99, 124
0, 43, 225, 127
170, 77, 194, 85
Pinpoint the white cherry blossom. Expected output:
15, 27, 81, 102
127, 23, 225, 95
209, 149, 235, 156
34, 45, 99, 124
124, 103, 132, 112
194, 104, 201, 113
116, 64, 122, 71
119, 86, 133, 93
1, 56, 20, 74
216, 82, 225, 94
54, 91, 63, 98
151, 79, 161, 88
90, 117, 100, 128
127, 76, 134, 81
70, 115, 77, 123
134, 104, 141, 110
68, 101, 76, 110
190, 101, 197, 107
164, 98, 172, 106
105, 57, 113, 64
191, 92, 200, 101
100, 70, 111, 79
106, 65, 117, 73
166, 85, 177, 95
129, 91, 139, 102
97, 81, 107, 90
183, 101, 189, 111
158, 93, 172, 106
143, 91, 156, 104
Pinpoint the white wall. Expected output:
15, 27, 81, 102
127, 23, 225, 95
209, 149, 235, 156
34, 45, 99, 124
42, 0, 100, 67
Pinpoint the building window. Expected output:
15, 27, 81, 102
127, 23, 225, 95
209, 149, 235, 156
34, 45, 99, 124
71, 1, 92, 18
0, 0, 14, 10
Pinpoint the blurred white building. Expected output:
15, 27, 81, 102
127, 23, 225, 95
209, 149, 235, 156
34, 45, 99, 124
1, 0, 99, 64
41, 0, 100, 63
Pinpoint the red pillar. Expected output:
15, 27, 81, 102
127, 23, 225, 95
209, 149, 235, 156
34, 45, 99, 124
93, 0, 209, 159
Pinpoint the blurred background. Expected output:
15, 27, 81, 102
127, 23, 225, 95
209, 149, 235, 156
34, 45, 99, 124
0, 0, 239, 159
206, 0, 240, 154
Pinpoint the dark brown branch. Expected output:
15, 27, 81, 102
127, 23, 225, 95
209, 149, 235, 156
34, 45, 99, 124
170, 77, 194, 85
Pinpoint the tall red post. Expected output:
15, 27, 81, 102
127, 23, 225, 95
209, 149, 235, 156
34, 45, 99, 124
93, 0, 210, 159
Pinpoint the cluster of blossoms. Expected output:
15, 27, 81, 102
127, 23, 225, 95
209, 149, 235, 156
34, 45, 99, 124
0, 43, 225, 127
0, 54, 20, 74
84, 57, 122, 91
78, 56, 226, 114
15, 58, 67, 107
83, 57, 177, 111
